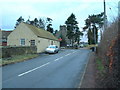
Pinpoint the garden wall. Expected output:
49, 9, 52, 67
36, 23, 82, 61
1, 46, 37, 58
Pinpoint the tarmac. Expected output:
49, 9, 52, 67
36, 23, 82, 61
79, 52, 96, 88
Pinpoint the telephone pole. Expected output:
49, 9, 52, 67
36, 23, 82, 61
103, 0, 107, 31
118, 1, 120, 20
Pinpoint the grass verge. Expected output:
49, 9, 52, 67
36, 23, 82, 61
96, 57, 105, 76
0, 54, 39, 66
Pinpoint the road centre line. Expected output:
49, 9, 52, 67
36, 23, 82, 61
65, 53, 71, 56
54, 57, 63, 61
72, 51, 77, 53
54, 52, 73, 61
18, 51, 77, 77
18, 62, 50, 77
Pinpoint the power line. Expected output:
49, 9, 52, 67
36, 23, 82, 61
106, 2, 118, 20
106, 2, 118, 11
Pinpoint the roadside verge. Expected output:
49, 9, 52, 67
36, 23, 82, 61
0, 54, 39, 66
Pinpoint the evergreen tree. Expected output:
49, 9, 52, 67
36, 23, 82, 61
34, 18, 39, 27
15, 16, 24, 28
38, 18, 45, 29
46, 18, 53, 33
83, 12, 104, 45
46, 24, 53, 33
30, 21, 34, 25
54, 30, 58, 36
26, 19, 30, 24
36, 17, 53, 30
65, 13, 82, 46
74, 27, 83, 45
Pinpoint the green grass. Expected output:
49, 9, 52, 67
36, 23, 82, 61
0, 54, 39, 66
96, 57, 105, 76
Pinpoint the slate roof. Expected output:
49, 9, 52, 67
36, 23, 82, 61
23, 23, 58, 41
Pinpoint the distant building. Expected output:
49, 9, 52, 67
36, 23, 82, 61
8, 22, 60, 53
55, 25, 70, 46
0, 30, 12, 46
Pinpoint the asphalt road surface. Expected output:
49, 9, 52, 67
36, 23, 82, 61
2, 49, 91, 88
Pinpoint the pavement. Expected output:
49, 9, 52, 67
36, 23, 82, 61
79, 52, 96, 88
2, 49, 91, 88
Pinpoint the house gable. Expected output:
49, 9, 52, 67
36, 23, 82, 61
8, 23, 38, 46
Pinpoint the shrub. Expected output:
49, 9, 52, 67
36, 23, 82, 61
97, 18, 119, 88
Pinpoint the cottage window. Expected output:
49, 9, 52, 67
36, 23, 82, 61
20, 39, 25, 46
30, 40, 35, 46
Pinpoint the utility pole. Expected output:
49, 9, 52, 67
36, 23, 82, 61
118, 1, 120, 20
100, 0, 107, 40
103, 0, 107, 31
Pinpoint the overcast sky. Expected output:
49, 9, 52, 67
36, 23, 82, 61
0, 0, 119, 41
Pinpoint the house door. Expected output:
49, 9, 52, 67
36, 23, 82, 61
51, 41, 53, 45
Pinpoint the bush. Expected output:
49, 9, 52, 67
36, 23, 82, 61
97, 18, 119, 88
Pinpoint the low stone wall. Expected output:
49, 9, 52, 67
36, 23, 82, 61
1, 46, 37, 58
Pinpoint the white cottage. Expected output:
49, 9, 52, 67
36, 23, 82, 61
8, 22, 60, 53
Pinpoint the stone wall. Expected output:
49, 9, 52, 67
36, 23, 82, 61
1, 46, 37, 58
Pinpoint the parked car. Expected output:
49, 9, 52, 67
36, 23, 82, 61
45, 45, 59, 54
73, 44, 78, 49
79, 44, 84, 48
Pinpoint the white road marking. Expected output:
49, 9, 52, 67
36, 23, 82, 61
78, 52, 90, 88
18, 51, 77, 77
65, 53, 71, 56
59, 57, 63, 59
72, 52, 75, 53
54, 57, 63, 61
18, 62, 50, 77
72, 51, 77, 53
54, 58, 59, 61
65, 51, 76, 56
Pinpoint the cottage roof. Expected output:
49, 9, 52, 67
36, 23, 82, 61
23, 23, 58, 41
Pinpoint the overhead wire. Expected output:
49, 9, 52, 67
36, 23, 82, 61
106, 1, 118, 21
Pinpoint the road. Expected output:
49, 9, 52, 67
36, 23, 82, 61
2, 49, 91, 88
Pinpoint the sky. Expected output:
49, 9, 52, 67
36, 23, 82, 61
0, 0, 119, 42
